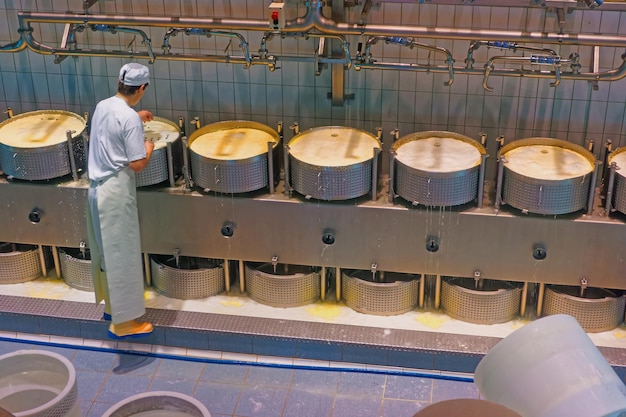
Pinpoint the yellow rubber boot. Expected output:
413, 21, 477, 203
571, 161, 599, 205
108, 320, 153, 339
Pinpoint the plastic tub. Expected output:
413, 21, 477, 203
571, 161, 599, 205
102, 391, 211, 417
0, 350, 79, 417
474, 314, 626, 417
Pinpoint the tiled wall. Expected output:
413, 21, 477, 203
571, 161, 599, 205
0, 0, 625, 176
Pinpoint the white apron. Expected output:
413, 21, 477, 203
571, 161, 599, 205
87, 166, 145, 324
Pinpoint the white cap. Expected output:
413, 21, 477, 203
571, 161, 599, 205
119, 63, 150, 87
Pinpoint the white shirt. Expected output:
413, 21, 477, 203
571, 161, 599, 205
88, 95, 146, 182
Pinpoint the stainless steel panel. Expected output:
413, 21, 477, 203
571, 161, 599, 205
1, 179, 625, 289
0, 179, 88, 247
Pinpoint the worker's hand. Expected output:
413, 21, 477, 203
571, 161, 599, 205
138, 110, 154, 122
145, 140, 155, 153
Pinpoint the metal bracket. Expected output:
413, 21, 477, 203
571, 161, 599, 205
83, 0, 99, 12
326, 92, 355, 101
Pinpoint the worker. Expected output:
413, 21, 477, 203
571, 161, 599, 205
86, 62, 155, 339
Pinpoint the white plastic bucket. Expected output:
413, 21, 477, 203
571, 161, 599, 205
474, 314, 626, 417
0, 350, 79, 417
102, 391, 211, 417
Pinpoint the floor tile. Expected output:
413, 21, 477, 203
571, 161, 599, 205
86, 400, 116, 417
72, 349, 117, 372
331, 396, 381, 417
384, 375, 432, 401
291, 369, 339, 394
283, 390, 334, 417
431, 378, 480, 403
234, 386, 289, 417
194, 381, 243, 415
148, 376, 197, 396
380, 399, 428, 417
155, 356, 204, 380
245, 365, 295, 388
200, 362, 249, 384
112, 354, 160, 376
95, 373, 152, 403
76, 370, 108, 402
336, 371, 386, 398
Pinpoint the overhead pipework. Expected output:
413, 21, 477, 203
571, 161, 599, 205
0, 0, 624, 94
355, 36, 455, 86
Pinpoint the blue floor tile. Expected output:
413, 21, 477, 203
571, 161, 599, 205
76, 370, 108, 401
86, 401, 116, 417
384, 375, 432, 401
194, 381, 243, 415
148, 376, 197, 396
380, 399, 428, 417
283, 390, 334, 417
431, 378, 480, 403
332, 396, 381, 417
291, 369, 339, 394
200, 362, 249, 384
95, 373, 152, 403
156, 356, 204, 380
112, 354, 160, 376
245, 365, 295, 388
336, 371, 386, 398
0, 339, 481, 417
73, 349, 117, 372
234, 386, 289, 417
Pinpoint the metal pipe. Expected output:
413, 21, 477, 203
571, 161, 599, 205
239, 259, 245, 293
434, 274, 441, 310
223, 259, 230, 293
520, 281, 528, 318
66, 130, 78, 182
17, 9, 626, 47
283, 144, 291, 196
321, 266, 326, 302
537, 282, 545, 317
371, 147, 380, 201
477, 153, 488, 208
166, 141, 175, 188
178, 116, 186, 137
388, 149, 396, 204
418, 273, 425, 309
335, 266, 342, 302
181, 136, 192, 191
586, 160, 599, 215
483, 54, 577, 91
143, 253, 151, 286
466, 40, 558, 68
88, 24, 155, 63
38, 245, 47, 278
51, 245, 61, 279
605, 162, 617, 212
12, 9, 626, 86
495, 157, 506, 212
360, 36, 454, 85
353, 57, 626, 85
267, 141, 275, 194
0, 33, 27, 53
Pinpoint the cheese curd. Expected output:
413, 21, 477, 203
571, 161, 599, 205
395, 137, 481, 173
504, 145, 593, 180
143, 119, 180, 150
190, 127, 277, 160
0, 112, 85, 148
289, 127, 380, 167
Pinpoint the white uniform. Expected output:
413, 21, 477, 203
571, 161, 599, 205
87, 95, 146, 324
